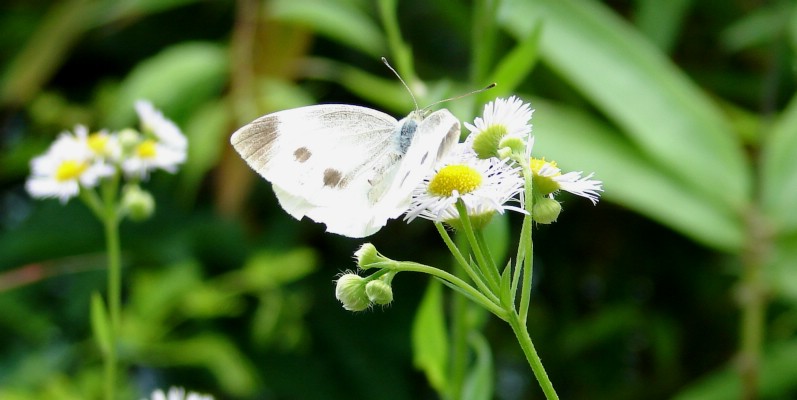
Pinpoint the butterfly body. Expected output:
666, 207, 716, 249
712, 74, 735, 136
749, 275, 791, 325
231, 104, 460, 237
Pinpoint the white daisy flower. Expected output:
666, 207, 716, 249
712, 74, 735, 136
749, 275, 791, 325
404, 146, 525, 226
135, 100, 187, 151
142, 386, 213, 400
25, 126, 115, 203
531, 158, 603, 205
76, 126, 121, 161
464, 96, 533, 159
122, 138, 186, 178
123, 100, 187, 178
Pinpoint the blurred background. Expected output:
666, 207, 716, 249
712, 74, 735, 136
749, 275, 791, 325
2, 0, 797, 399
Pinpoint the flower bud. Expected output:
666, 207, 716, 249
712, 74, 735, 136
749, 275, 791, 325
121, 184, 155, 221
355, 243, 384, 270
335, 273, 370, 311
118, 128, 141, 152
365, 279, 393, 306
532, 197, 561, 224
498, 136, 526, 158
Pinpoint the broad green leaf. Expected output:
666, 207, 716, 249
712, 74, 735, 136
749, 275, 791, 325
412, 280, 448, 393
768, 232, 797, 303
143, 334, 258, 397
531, 98, 745, 252
462, 332, 494, 400
179, 100, 231, 203
269, 0, 385, 57
501, 0, 751, 217
720, 2, 794, 53
239, 248, 317, 289
482, 22, 542, 102
633, 0, 692, 52
761, 95, 797, 234
90, 293, 111, 356
104, 42, 228, 128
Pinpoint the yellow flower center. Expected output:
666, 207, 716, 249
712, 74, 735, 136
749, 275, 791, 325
530, 158, 558, 175
530, 158, 561, 195
136, 139, 157, 159
55, 160, 88, 182
428, 164, 483, 197
87, 133, 109, 154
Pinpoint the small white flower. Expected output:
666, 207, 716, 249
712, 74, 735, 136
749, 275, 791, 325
25, 126, 115, 203
124, 100, 187, 178
122, 139, 186, 178
135, 100, 187, 151
464, 96, 533, 159
142, 386, 213, 400
531, 158, 603, 205
405, 146, 525, 224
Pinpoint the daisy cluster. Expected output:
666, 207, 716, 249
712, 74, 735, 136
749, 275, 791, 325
142, 386, 213, 400
405, 96, 603, 227
25, 100, 187, 204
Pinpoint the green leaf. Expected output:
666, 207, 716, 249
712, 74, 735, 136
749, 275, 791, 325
720, 2, 794, 53
531, 98, 745, 252
462, 332, 494, 400
239, 248, 317, 289
179, 100, 231, 203
143, 334, 258, 397
103, 42, 229, 128
501, 0, 751, 216
632, 0, 692, 52
411, 280, 448, 393
673, 339, 797, 400
90, 292, 111, 356
481, 21, 542, 102
269, 0, 385, 57
761, 95, 797, 234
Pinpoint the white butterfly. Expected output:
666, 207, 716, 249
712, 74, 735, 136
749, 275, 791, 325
230, 104, 460, 237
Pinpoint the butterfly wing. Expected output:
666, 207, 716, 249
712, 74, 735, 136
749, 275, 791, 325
230, 104, 402, 237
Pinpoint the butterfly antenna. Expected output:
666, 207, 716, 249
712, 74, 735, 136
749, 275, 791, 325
422, 83, 497, 112
382, 57, 420, 111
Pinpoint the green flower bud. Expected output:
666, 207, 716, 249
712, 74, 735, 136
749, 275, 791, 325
471, 124, 508, 159
355, 243, 385, 270
365, 279, 393, 306
335, 273, 370, 312
498, 136, 526, 158
532, 197, 561, 224
118, 128, 141, 152
121, 185, 155, 221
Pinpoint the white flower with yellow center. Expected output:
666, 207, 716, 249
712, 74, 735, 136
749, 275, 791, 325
464, 96, 533, 159
122, 101, 187, 178
531, 158, 603, 204
142, 387, 213, 400
25, 126, 115, 203
405, 147, 525, 226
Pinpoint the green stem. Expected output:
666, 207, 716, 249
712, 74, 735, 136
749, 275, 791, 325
507, 311, 558, 400
455, 201, 500, 293
99, 174, 121, 400
448, 234, 470, 400
435, 222, 499, 304
389, 261, 507, 320
518, 160, 535, 323
739, 209, 770, 400
103, 213, 120, 400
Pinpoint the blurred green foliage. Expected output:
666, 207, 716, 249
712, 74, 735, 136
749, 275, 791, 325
2, 0, 797, 399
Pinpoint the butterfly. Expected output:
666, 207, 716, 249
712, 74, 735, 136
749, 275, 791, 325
230, 104, 460, 237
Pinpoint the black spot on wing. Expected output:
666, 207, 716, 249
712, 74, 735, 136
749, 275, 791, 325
323, 168, 344, 188
294, 147, 312, 162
